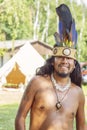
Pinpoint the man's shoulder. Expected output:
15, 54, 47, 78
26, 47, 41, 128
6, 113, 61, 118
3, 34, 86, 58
27, 75, 50, 89
74, 84, 85, 102
30, 75, 50, 83
72, 83, 82, 91
71, 83, 85, 98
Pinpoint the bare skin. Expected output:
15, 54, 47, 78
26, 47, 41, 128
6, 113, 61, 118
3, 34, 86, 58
15, 57, 86, 130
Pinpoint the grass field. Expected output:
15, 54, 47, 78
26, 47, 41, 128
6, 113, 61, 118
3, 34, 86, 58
0, 85, 87, 130
82, 85, 87, 96
0, 104, 18, 130
0, 104, 29, 130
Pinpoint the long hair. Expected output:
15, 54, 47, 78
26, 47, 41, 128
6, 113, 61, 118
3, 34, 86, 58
36, 56, 82, 88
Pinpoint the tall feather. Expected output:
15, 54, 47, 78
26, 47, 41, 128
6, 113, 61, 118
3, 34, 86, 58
58, 21, 63, 41
55, 4, 77, 48
70, 19, 77, 47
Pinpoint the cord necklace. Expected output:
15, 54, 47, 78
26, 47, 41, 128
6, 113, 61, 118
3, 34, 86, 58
51, 74, 71, 110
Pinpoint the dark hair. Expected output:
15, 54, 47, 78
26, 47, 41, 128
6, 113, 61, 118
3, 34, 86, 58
36, 56, 82, 88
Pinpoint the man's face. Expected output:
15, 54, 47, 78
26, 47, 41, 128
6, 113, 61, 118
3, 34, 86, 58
53, 56, 75, 77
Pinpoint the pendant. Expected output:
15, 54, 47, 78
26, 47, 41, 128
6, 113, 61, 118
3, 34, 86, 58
56, 102, 62, 110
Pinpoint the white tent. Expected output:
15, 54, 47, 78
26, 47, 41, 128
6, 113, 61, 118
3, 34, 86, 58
0, 43, 45, 86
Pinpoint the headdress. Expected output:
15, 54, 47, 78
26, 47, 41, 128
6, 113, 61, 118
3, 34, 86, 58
52, 4, 77, 60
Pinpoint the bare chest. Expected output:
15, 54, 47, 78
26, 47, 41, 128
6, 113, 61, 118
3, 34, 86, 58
33, 87, 79, 116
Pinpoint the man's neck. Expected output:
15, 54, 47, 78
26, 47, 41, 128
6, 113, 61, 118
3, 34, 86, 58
53, 72, 70, 87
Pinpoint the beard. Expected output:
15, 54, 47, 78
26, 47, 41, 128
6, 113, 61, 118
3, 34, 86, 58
56, 71, 70, 78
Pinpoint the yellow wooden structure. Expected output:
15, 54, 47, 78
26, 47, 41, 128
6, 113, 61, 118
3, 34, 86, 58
6, 62, 26, 85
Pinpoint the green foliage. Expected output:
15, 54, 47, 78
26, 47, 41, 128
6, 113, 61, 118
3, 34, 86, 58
0, 48, 7, 56
3, 83, 18, 88
0, 0, 33, 40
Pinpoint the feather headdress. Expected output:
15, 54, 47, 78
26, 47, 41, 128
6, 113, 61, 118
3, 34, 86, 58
53, 4, 77, 60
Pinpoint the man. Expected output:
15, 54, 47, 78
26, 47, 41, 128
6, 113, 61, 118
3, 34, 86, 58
15, 4, 86, 130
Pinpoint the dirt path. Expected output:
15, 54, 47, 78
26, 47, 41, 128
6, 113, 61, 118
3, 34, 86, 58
0, 88, 24, 105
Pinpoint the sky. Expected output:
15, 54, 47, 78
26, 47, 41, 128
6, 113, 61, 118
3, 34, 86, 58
71, 0, 87, 6
75, 0, 87, 6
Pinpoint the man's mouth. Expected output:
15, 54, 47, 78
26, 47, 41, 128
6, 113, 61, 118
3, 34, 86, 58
59, 65, 69, 69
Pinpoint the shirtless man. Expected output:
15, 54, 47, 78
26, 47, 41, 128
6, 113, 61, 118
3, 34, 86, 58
15, 4, 86, 130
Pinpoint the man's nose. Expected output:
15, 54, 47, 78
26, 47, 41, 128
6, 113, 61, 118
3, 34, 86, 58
62, 57, 68, 63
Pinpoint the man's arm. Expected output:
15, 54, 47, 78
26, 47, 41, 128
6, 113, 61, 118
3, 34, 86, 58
15, 77, 38, 130
76, 88, 86, 130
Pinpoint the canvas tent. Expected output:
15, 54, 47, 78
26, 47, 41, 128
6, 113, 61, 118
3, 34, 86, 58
0, 43, 45, 87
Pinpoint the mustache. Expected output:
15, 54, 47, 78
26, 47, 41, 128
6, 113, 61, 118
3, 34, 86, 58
58, 64, 70, 68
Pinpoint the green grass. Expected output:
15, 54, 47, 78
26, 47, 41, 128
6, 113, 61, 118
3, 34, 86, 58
0, 85, 87, 130
82, 85, 87, 96
0, 104, 29, 130
82, 85, 87, 124
0, 104, 18, 130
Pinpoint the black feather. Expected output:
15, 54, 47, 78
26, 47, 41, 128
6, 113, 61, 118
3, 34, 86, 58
56, 4, 72, 32
54, 4, 77, 48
